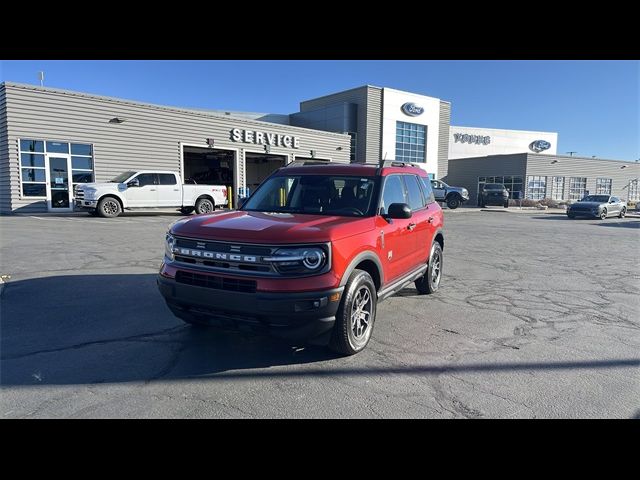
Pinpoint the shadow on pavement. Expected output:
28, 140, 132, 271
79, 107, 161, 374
596, 220, 640, 229
0, 274, 339, 386
2, 274, 638, 386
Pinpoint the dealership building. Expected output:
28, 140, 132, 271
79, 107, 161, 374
444, 125, 639, 205
1, 81, 637, 214
0, 82, 350, 214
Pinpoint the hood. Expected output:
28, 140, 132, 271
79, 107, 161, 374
171, 210, 375, 244
76, 182, 122, 190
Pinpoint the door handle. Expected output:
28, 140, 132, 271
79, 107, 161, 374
173, 189, 179, 191
408, 223, 416, 231
427, 216, 434, 224
149, 188, 157, 191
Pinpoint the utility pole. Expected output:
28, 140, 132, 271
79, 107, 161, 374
566, 151, 577, 156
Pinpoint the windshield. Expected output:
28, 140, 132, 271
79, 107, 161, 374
581, 195, 609, 203
242, 175, 378, 217
483, 183, 505, 190
110, 171, 136, 183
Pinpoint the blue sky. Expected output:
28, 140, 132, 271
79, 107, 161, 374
1, 60, 638, 160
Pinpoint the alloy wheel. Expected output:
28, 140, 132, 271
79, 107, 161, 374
350, 286, 373, 341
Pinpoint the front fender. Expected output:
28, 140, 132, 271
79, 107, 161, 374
339, 250, 384, 288
96, 189, 127, 208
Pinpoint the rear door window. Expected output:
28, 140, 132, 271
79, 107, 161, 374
403, 175, 426, 211
420, 177, 436, 204
158, 173, 177, 185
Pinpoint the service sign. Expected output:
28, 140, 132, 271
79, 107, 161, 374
231, 128, 300, 149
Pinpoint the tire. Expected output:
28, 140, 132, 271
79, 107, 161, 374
480, 203, 486, 208
599, 209, 607, 220
180, 207, 194, 215
195, 197, 214, 214
567, 213, 575, 219
619, 207, 626, 218
329, 269, 377, 356
503, 201, 509, 208
446, 195, 461, 209
415, 242, 443, 295
97, 196, 122, 218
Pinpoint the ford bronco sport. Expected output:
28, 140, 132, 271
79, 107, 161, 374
158, 161, 444, 355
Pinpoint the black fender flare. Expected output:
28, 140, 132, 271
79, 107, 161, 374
339, 251, 384, 288
445, 191, 461, 201
432, 229, 445, 250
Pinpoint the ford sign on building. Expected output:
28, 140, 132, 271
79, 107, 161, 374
449, 126, 558, 159
401, 102, 424, 116
530, 140, 552, 153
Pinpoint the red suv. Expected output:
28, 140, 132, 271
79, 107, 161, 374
158, 161, 444, 355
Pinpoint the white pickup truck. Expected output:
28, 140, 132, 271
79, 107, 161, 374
74, 170, 228, 218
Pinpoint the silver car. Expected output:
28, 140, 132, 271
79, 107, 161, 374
567, 195, 627, 220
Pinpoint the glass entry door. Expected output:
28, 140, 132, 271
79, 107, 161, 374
47, 155, 73, 211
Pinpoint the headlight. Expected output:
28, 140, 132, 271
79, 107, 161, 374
83, 188, 97, 198
462, 188, 468, 196
165, 232, 176, 260
264, 246, 328, 274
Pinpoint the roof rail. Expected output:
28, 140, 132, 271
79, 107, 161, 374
284, 159, 332, 167
379, 160, 421, 168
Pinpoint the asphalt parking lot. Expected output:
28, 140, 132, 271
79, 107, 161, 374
1, 210, 639, 418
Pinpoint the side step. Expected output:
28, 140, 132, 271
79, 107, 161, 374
377, 264, 428, 302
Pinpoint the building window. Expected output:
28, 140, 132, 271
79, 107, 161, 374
71, 143, 94, 187
595, 178, 612, 195
19, 139, 95, 198
526, 176, 547, 200
20, 140, 46, 197
569, 177, 587, 200
395, 121, 426, 163
346, 132, 357, 162
628, 179, 639, 201
550, 176, 564, 200
478, 176, 523, 199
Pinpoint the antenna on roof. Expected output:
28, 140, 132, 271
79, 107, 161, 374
38, 71, 44, 87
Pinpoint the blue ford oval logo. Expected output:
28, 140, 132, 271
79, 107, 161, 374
401, 102, 424, 117
530, 140, 551, 153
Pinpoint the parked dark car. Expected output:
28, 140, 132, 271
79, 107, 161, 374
431, 180, 469, 209
567, 195, 627, 219
478, 183, 509, 208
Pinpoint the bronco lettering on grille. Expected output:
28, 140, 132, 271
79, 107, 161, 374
177, 248, 258, 263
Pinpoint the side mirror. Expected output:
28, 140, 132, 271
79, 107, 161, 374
127, 178, 140, 188
386, 203, 412, 219
237, 197, 247, 209
609, 199, 615, 203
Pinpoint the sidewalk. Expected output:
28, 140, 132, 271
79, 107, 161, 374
444, 206, 640, 217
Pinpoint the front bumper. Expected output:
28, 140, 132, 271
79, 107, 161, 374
568, 210, 599, 218
482, 197, 508, 206
75, 199, 98, 209
157, 275, 344, 343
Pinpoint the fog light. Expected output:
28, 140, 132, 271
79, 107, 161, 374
330, 292, 341, 302
313, 300, 320, 308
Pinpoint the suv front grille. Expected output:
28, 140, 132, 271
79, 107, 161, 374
75, 187, 85, 200
173, 237, 278, 275
175, 271, 257, 293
